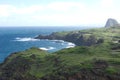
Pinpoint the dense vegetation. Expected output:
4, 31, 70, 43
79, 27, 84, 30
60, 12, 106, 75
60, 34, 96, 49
0, 27, 120, 80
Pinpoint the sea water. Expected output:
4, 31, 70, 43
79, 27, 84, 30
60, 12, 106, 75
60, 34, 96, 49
0, 26, 92, 62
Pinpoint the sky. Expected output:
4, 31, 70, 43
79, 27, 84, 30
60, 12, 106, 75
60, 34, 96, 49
0, 0, 120, 27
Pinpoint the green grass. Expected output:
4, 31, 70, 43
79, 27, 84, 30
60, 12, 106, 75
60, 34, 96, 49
105, 66, 118, 74
51, 27, 120, 46
0, 43, 119, 79
0, 27, 120, 79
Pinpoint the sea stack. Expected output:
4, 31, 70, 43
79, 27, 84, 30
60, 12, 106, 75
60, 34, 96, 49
105, 18, 119, 28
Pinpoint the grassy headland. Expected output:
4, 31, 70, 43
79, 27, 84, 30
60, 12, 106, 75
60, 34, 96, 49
0, 26, 120, 80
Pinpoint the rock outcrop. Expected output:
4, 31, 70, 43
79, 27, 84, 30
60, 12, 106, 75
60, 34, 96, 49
105, 18, 119, 28
35, 32, 103, 46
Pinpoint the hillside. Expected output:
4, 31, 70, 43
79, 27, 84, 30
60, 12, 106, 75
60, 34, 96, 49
35, 27, 120, 46
0, 27, 120, 80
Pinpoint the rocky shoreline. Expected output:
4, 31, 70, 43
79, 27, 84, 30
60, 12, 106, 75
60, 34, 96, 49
35, 31, 104, 46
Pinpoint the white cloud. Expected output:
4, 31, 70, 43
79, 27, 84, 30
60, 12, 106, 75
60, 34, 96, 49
47, 2, 86, 12
0, 2, 88, 26
32, 14, 80, 25
0, 2, 87, 16
0, 5, 14, 17
0, 4, 45, 17
14, 5, 44, 15
0, 1, 120, 26
100, 0, 113, 8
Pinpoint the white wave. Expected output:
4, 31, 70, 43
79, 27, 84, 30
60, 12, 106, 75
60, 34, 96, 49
39, 47, 55, 51
66, 42, 76, 48
39, 47, 49, 51
52, 40, 65, 43
14, 37, 40, 42
68, 43, 75, 46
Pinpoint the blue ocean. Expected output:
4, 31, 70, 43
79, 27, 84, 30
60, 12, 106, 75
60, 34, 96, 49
0, 27, 93, 62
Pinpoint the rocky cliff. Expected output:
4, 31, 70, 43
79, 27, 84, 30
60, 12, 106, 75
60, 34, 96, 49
105, 18, 119, 28
35, 31, 103, 46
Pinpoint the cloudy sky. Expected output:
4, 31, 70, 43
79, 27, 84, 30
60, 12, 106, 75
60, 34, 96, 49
0, 0, 120, 26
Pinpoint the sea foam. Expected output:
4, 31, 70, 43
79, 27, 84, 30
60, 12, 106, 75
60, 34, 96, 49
39, 47, 55, 51
14, 37, 40, 42
66, 42, 76, 48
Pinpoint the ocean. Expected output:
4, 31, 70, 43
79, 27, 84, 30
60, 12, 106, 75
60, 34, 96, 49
0, 26, 94, 62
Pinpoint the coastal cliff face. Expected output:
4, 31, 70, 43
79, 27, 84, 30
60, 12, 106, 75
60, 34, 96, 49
35, 31, 103, 46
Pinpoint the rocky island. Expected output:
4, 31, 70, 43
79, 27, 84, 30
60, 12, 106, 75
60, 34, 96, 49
0, 18, 120, 80
105, 18, 120, 28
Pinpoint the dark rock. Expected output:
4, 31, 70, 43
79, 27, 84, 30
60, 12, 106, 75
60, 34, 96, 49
93, 60, 108, 69
97, 38, 104, 44
105, 18, 119, 28
35, 32, 100, 46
